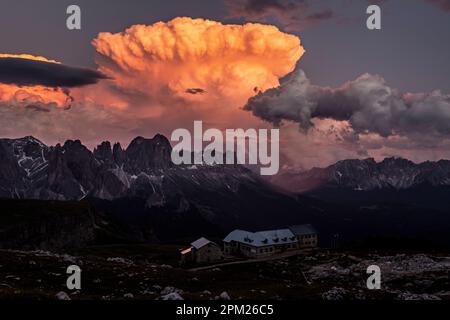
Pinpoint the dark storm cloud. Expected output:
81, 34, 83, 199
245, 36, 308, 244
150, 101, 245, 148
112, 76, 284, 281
300, 9, 334, 25
225, 0, 333, 28
0, 57, 107, 88
228, 0, 304, 16
244, 69, 450, 138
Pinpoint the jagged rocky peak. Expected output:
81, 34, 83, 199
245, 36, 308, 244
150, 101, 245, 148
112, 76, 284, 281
125, 134, 173, 173
6, 136, 47, 158
63, 139, 86, 150
112, 142, 125, 165
379, 157, 415, 167
14, 135, 46, 147
128, 134, 171, 148
62, 139, 98, 164
333, 158, 376, 169
0, 140, 26, 194
0, 137, 48, 192
94, 141, 113, 163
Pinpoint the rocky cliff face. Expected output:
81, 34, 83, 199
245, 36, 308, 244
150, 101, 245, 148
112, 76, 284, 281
0, 135, 176, 201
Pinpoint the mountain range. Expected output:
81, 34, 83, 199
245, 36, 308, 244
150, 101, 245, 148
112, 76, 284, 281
0, 135, 324, 241
1, 135, 450, 248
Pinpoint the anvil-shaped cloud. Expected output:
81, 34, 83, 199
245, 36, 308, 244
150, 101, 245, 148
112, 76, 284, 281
92, 17, 303, 109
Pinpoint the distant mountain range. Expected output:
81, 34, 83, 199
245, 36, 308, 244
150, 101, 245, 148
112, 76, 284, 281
273, 157, 450, 193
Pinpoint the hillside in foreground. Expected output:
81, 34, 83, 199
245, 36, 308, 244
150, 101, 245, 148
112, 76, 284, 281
0, 246, 449, 301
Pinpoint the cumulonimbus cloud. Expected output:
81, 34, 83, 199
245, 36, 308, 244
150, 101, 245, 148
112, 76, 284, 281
244, 69, 450, 139
92, 17, 304, 109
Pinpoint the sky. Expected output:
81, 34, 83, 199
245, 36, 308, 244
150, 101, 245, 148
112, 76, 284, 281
1, 0, 450, 169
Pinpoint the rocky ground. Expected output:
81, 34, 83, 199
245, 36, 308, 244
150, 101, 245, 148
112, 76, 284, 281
0, 246, 449, 300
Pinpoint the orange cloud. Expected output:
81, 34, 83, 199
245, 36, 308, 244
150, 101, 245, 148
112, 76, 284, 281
92, 17, 304, 110
0, 84, 69, 107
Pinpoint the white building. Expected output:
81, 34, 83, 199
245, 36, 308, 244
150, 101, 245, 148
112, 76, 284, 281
223, 229, 299, 258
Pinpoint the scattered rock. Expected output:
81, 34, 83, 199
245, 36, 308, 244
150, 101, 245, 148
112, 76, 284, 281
123, 293, 134, 299
216, 291, 231, 300
322, 287, 347, 300
142, 290, 156, 295
55, 291, 71, 300
107, 257, 133, 265
161, 286, 183, 295
397, 292, 441, 301
161, 292, 184, 300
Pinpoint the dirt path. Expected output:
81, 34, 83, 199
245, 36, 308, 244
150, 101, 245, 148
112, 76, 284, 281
188, 250, 306, 272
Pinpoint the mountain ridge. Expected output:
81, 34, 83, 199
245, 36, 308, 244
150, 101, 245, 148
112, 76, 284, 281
272, 156, 450, 193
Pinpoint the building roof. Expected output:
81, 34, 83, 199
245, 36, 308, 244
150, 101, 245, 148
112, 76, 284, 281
223, 229, 297, 247
191, 237, 214, 249
289, 224, 317, 236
